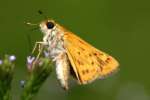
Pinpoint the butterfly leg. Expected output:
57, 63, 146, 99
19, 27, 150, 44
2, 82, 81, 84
32, 42, 46, 54
55, 52, 70, 90
32, 41, 47, 60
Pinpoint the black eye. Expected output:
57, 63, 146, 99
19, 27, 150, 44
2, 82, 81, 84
46, 21, 55, 29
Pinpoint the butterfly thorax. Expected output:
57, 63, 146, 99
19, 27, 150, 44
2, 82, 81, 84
40, 22, 66, 60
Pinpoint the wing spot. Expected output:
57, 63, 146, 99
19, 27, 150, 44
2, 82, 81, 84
85, 69, 89, 73
106, 57, 111, 63
82, 70, 86, 75
77, 51, 81, 55
80, 47, 85, 51
79, 40, 84, 44
97, 58, 106, 66
99, 66, 103, 71
82, 69, 89, 75
77, 60, 84, 65
89, 54, 92, 57
77, 60, 81, 65
93, 52, 97, 56
91, 61, 94, 65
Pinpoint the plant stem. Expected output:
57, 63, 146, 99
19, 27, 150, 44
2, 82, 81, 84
21, 58, 53, 100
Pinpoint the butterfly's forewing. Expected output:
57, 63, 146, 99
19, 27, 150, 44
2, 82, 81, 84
63, 32, 119, 84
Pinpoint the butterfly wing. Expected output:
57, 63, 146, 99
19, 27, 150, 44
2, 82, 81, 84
63, 32, 119, 84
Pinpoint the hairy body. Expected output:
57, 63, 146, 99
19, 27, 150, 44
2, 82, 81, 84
40, 20, 70, 89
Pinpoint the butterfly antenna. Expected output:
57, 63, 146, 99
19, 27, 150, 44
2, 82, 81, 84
25, 22, 38, 26
38, 10, 48, 19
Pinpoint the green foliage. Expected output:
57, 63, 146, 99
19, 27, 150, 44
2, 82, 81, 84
0, 55, 15, 100
21, 57, 53, 100
0, 54, 53, 100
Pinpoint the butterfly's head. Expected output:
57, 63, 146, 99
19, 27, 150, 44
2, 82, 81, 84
39, 19, 56, 35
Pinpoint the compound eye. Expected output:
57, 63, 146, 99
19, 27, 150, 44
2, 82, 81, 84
46, 21, 55, 29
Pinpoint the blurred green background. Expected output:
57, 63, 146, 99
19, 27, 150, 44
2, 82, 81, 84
0, 0, 150, 100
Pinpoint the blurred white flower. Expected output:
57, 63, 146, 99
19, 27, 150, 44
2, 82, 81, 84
0, 60, 3, 65
27, 56, 35, 71
20, 80, 26, 88
9, 55, 16, 61
27, 56, 35, 65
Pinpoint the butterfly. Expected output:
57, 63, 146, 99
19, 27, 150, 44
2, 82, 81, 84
31, 19, 119, 90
